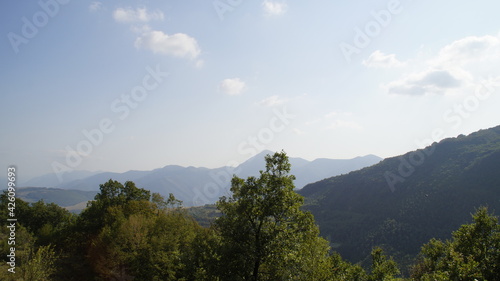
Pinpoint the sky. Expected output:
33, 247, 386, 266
1, 0, 500, 183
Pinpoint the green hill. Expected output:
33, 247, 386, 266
299, 125, 500, 270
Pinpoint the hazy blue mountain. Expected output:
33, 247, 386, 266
298, 125, 500, 270
22, 151, 381, 207
20, 170, 102, 188
237, 150, 382, 188
58, 170, 154, 191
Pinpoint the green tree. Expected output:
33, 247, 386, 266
55, 179, 154, 280
330, 252, 368, 281
74, 179, 205, 280
0, 224, 57, 281
368, 247, 400, 281
411, 206, 500, 280
214, 151, 333, 280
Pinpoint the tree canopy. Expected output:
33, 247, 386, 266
214, 151, 333, 280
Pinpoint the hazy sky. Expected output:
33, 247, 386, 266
2, 0, 500, 182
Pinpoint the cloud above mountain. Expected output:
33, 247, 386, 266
373, 34, 500, 96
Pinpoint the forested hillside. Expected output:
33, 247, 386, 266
2, 149, 500, 280
299, 125, 500, 271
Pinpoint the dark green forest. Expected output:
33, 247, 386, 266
1, 151, 500, 280
299, 125, 500, 273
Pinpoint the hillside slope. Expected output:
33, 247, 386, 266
299, 125, 500, 268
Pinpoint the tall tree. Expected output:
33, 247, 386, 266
214, 151, 333, 280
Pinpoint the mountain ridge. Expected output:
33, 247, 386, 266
18, 151, 382, 207
299, 124, 500, 270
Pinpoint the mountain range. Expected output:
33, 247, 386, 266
298, 125, 500, 271
6, 124, 500, 275
15, 151, 382, 207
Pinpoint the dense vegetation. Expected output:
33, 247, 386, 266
1, 150, 499, 280
299, 125, 500, 272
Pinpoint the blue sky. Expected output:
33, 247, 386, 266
1, 0, 500, 182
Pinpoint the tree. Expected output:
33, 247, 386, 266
368, 247, 400, 281
214, 151, 333, 280
411, 206, 500, 280
330, 252, 368, 281
75, 179, 205, 280
0, 224, 57, 281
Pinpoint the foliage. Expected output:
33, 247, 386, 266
0, 222, 57, 281
368, 247, 400, 281
299, 125, 500, 272
330, 252, 368, 281
213, 151, 334, 280
411, 207, 500, 280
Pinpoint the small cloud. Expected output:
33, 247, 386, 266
363, 50, 405, 68
259, 95, 287, 107
219, 78, 246, 96
89, 1, 102, 12
386, 69, 464, 95
113, 7, 164, 23
417, 70, 462, 88
135, 31, 201, 59
262, 1, 287, 16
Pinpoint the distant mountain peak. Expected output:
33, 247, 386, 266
23, 151, 382, 207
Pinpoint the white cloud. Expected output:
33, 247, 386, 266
113, 7, 164, 23
259, 95, 287, 107
135, 31, 201, 59
436, 35, 500, 66
382, 34, 500, 96
363, 50, 404, 68
386, 68, 466, 96
89, 2, 102, 12
262, 1, 287, 16
114, 8, 202, 62
219, 78, 246, 96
